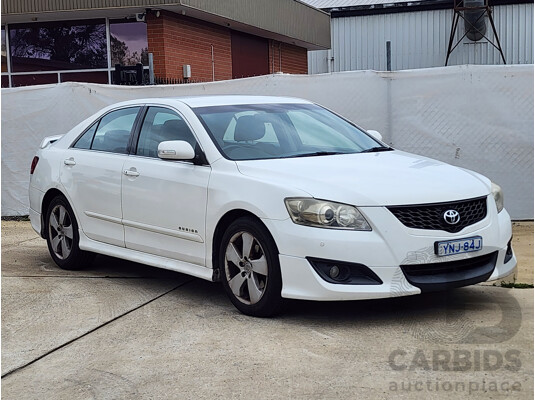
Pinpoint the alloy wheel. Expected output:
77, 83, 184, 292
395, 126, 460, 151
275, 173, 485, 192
224, 231, 269, 305
48, 204, 74, 260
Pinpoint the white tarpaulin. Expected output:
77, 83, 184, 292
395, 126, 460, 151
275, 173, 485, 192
2, 64, 533, 218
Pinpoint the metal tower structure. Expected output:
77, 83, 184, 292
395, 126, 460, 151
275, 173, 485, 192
445, 0, 506, 66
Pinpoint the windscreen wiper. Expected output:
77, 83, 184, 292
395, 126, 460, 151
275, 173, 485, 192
291, 151, 345, 158
359, 147, 393, 153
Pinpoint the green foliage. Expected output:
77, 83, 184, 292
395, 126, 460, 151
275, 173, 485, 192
500, 281, 534, 289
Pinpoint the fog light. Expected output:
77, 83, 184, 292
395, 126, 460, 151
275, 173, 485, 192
307, 258, 383, 285
329, 265, 340, 279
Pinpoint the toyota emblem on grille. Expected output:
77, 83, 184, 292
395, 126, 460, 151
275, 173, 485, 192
443, 209, 461, 225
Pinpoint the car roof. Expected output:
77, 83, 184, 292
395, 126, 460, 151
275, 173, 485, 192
108, 95, 313, 109
178, 95, 312, 108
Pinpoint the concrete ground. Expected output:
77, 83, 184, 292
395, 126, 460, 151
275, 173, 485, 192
2, 221, 533, 399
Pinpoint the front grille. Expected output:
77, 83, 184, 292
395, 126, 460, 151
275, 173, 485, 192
400, 251, 497, 292
387, 197, 487, 233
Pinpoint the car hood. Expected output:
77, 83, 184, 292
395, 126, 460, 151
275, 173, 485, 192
235, 150, 490, 206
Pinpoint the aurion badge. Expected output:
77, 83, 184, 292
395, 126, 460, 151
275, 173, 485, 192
443, 209, 460, 225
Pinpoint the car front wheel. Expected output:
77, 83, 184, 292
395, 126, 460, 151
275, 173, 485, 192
45, 196, 93, 270
220, 217, 283, 317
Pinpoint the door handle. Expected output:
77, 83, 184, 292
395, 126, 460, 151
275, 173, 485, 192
123, 169, 140, 177
64, 158, 76, 166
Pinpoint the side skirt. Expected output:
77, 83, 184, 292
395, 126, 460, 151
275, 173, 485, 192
78, 230, 215, 282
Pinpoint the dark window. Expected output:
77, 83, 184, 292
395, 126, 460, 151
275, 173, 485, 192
1, 75, 8, 88
61, 71, 108, 84
231, 31, 269, 79
110, 20, 148, 66
12, 73, 58, 86
1, 27, 7, 73
136, 107, 196, 158
91, 107, 140, 154
9, 19, 107, 72
73, 122, 99, 149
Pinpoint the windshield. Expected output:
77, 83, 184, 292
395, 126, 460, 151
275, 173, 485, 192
193, 103, 387, 160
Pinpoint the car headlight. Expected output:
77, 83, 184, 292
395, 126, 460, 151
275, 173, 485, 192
285, 198, 371, 230
491, 182, 504, 213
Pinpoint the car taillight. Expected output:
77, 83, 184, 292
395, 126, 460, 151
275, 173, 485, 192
30, 156, 39, 175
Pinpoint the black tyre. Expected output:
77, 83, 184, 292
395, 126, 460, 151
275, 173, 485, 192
220, 217, 283, 317
45, 196, 94, 270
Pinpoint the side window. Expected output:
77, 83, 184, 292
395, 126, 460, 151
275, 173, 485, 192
73, 121, 98, 149
91, 107, 140, 154
136, 107, 197, 158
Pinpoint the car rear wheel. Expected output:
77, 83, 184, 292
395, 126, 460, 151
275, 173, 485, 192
46, 196, 93, 270
220, 217, 283, 317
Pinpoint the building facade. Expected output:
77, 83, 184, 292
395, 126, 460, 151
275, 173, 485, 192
304, 0, 533, 73
1, 0, 330, 87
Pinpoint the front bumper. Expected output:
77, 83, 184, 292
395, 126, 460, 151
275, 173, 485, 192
264, 197, 517, 301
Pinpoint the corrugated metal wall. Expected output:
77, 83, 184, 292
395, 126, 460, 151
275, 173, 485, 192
309, 4, 533, 73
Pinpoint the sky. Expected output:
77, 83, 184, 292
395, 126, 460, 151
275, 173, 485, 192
110, 22, 148, 55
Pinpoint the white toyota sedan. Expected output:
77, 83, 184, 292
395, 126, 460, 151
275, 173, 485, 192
29, 96, 516, 316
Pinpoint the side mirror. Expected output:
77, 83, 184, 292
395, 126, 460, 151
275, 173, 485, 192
158, 140, 195, 160
367, 130, 383, 142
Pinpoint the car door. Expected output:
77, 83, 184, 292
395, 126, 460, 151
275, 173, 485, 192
60, 106, 141, 247
121, 106, 211, 266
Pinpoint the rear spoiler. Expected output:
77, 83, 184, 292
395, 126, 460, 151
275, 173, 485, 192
39, 134, 64, 149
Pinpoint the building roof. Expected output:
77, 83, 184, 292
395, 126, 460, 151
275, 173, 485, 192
2, 0, 330, 50
299, 0, 455, 16
301, 0, 408, 7
301, 0, 531, 12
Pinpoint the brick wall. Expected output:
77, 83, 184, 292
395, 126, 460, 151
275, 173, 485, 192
147, 11, 308, 81
268, 41, 308, 75
147, 11, 232, 82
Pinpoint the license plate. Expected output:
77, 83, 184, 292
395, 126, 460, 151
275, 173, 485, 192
435, 236, 483, 256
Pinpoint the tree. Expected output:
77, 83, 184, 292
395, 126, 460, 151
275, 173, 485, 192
110, 35, 128, 65
10, 22, 107, 69
111, 35, 147, 66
